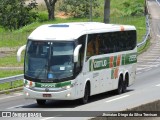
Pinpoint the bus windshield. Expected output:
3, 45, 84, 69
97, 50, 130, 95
24, 40, 74, 81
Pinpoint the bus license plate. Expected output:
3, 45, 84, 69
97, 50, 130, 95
43, 94, 52, 97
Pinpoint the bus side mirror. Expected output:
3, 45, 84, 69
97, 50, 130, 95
17, 45, 26, 62
74, 44, 82, 63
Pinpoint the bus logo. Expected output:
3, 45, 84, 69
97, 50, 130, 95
45, 88, 49, 92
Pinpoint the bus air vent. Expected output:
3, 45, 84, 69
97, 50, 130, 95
49, 24, 69, 28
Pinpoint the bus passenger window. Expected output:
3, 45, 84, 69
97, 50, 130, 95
86, 35, 95, 59
95, 35, 100, 55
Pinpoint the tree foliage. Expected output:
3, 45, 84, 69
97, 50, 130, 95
0, 0, 38, 30
122, 0, 144, 16
59, 0, 100, 18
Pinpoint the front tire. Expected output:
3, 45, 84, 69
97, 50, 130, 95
36, 99, 46, 105
80, 84, 90, 104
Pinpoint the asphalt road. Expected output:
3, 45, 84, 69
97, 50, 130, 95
0, 0, 160, 120
0, 61, 160, 120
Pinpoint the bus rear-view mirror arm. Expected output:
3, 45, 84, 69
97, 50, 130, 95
74, 44, 82, 63
17, 45, 26, 62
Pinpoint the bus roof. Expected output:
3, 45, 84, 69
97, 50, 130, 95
28, 22, 136, 41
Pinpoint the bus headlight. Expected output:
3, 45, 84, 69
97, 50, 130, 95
24, 79, 35, 89
62, 83, 75, 90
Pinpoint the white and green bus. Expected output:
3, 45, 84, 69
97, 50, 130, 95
17, 22, 137, 105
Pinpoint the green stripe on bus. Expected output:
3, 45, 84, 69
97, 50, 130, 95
113, 56, 117, 67
122, 53, 137, 65
89, 53, 137, 71
35, 81, 71, 88
90, 57, 110, 71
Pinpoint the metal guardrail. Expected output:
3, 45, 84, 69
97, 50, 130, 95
137, 15, 150, 48
0, 74, 23, 84
137, 0, 150, 48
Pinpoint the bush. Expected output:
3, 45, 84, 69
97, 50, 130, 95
122, 0, 144, 16
59, 0, 100, 18
37, 12, 48, 22
0, 0, 38, 30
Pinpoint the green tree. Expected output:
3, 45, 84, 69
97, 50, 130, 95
59, 0, 99, 18
0, 0, 38, 30
44, 0, 57, 20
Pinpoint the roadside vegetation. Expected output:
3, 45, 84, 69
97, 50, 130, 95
0, 80, 23, 92
0, 71, 23, 78
0, 0, 146, 78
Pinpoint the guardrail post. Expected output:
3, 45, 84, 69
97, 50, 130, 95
0, 74, 23, 84
10, 81, 13, 89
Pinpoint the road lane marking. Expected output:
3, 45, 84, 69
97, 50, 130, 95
143, 53, 160, 55
138, 64, 158, 67
136, 72, 142, 75
138, 58, 158, 61
7, 104, 24, 109
156, 84, 160, 87
144, 68, 152, 72
40, 117, 56, 120
105, 95, 130, 103
151, 48, 160, 50
40, 114, 62, 120
143, 56, 159, 57
0, 93, 23, 101
157, 34, 160, 37
137, 68, 145, 71
148, 51, 160, 53
147, 62, 160, 64
137, 66, 153, 71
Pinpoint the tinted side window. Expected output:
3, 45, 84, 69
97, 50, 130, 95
86, 34, 101, 59
86, 30, 136, 57
86, 34, 94, 59
117, 30, 137, 51
100, 30, 136, 54
127, 30, 137, 50
99, 32, 118, 54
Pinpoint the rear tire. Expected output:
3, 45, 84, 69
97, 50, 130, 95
123, 74, 128, 93
36, 99, 46, 105
122, 79, 127, 93
80, 84, 90, 104
115, 76, 123, 94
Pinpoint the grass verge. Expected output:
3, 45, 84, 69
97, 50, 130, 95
0, 16, 146, 47
0, 80, 23, 92
138, 38, 151, 55
0, 54, 24, 67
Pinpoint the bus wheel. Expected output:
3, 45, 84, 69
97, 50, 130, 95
123, 74, 128, 93
115, 76, 123, 94
80, 84, 90, 104
122, 79, 127, 93
36, 99, 46, 105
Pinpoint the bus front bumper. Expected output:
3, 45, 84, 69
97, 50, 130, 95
23, 87, 77, 100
